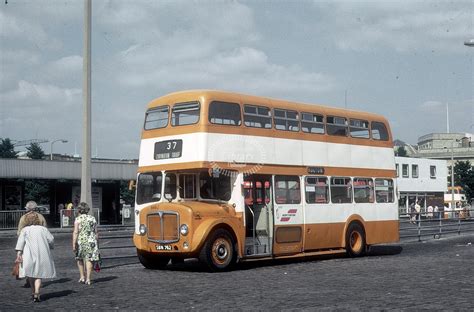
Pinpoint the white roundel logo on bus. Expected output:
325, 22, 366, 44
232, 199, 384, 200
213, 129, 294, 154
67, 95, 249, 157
207, 135, 267, 177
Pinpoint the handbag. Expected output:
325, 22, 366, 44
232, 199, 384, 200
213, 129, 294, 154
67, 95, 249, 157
11, 261, 20, 279
93, 258, 101, 272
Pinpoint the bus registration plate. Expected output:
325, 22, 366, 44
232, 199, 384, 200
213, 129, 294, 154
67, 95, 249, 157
156, 244, 172, 251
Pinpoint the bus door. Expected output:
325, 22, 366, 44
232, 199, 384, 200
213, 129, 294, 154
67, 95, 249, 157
243, 175, 273, 256
273, 175, 304, 256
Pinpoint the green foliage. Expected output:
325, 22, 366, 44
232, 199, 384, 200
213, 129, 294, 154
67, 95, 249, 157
453, 161, 474, 202
26, 142, 45, 159
395, 146, 408, 157
120, 180, 136, 205
0, 138, 18, 158
24, 180, 50, 205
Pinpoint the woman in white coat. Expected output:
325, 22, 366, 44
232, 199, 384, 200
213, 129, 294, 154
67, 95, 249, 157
15, 212, 56, 302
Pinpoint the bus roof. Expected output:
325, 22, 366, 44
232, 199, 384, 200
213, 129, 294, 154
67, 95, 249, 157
147, 89, 389, 124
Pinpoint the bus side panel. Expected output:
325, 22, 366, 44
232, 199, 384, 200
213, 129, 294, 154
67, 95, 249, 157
303, 223, 345, 250
365, 220, 399, 245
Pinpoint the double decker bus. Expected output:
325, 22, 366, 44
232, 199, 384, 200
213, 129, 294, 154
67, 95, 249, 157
133, 90, 399, 271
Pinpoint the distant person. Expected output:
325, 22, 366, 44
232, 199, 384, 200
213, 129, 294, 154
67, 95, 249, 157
72, 202, 100, 285
434, 205, 439, 219
15, 212, 56, 302
17, 201, 47, 235
427, 205, 433, 219
415, 201, 421, 225
409, 202, 416, 224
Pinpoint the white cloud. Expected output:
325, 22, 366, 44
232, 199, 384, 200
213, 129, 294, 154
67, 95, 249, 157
3, 80, 81, 108
313, 1, 471, 53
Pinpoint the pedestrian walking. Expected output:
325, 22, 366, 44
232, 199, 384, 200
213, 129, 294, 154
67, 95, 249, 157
17, 200, 48, 288
415, 200, 421, 225
72, 202, 100, 285
15, 212, 56, 302
17, 201, 47, 235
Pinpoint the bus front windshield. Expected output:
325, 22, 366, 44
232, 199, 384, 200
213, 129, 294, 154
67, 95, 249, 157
137, 171, 232, 205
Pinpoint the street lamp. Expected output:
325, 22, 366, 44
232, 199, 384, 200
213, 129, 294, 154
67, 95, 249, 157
464, 39, 474, 47
50, 139, 68, 160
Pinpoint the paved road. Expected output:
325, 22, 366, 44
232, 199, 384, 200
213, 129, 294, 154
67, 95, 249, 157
0, 230, 473, 311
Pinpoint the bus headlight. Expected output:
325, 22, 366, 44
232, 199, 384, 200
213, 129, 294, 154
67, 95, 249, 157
180, 224, 189, 236
139, 224, 147, 235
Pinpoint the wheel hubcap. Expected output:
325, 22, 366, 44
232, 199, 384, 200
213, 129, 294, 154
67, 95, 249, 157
212, 238, 231, 264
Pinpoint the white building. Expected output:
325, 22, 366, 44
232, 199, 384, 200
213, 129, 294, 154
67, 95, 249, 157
395, 157, 447, 214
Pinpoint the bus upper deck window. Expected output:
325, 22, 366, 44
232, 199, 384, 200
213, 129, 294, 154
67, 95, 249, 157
274, 109, 299, 132
171, 101, 200, 126
244, 104, 272, 129
301, 113, 324, 134
349, 119, 370, 139
326, 116, 347, 136
144, 106, 169, 130
371, 121, 389, 141
209, 101, 242, 126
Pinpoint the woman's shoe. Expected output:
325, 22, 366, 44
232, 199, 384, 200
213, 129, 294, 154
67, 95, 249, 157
33, 293, 41, 302
78, 278, 85, 284
85, 280, 91, 285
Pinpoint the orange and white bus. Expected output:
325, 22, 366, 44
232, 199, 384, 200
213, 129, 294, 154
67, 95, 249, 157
133, 90, 399, 271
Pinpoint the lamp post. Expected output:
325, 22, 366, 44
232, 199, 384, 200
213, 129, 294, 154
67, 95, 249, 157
450, 140, 455, 213
464, 39, 474, 47
50, 139, 68, 160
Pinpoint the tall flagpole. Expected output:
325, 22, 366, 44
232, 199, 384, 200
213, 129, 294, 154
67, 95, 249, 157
81, 0, 92, 207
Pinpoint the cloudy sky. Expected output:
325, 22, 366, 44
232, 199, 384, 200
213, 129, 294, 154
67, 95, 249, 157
1, 0, 473, 159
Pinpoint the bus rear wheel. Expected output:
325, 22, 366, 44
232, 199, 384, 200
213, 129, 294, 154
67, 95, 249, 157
345, 223, 366, 257
199, 228, 236, 272
137, 250, 170, 269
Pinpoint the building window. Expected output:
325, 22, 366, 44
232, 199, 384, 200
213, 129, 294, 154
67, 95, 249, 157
412, 164, 418, 178
244, 104, 272, 129
305, 176, 329, 204
330, 177, 352, 203
209, 101, 241, 126
430, 166, 437, 179
171, 102, 200, 126
402, 164, 409, 178
396, 164, 399, 178
301, 113, 324, 134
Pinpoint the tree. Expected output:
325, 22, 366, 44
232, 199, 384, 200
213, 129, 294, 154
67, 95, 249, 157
453, 161, 474, 202
395, 146, 408, 157
26, 142, 45, 159
25, 180, 50, 205
0, 138, 18, 158
120, 180, 135, 206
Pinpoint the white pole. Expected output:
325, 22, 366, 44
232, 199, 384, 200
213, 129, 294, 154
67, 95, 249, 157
81, 0, 92, 207
446, 102, 450, 133
451, 140, 455, 212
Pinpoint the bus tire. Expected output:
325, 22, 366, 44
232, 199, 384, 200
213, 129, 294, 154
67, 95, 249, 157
345, 222, 366, 257
137, 250, 170, 269
199, 228, 236, 272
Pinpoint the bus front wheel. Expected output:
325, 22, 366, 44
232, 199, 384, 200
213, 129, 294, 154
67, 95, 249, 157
345, 223, 366, 257
199, 228, 236, 272
137, 250, 170, 269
